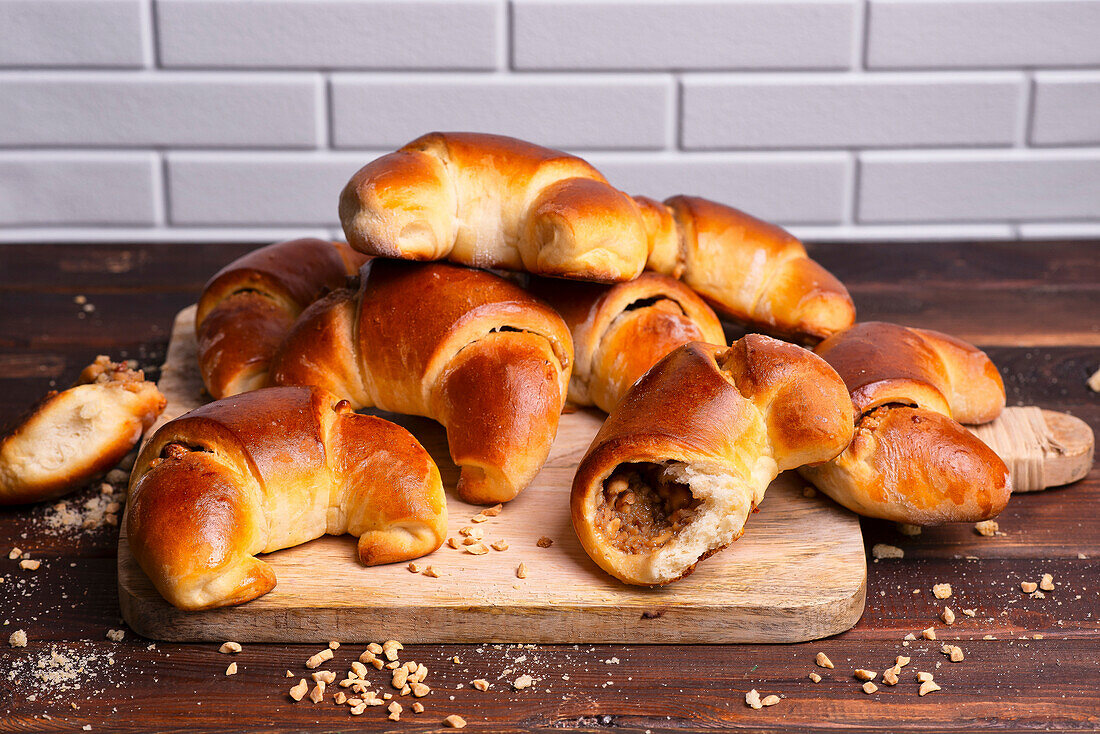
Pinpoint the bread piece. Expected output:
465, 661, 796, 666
572, 337, 854, 585
799, 322, 1010, 525
270, 259, 574, 505
528, 272, 725, 413
196, 238, 367, 398
0, 357, 165, 505
339, 132, 648, 282
638, 195, 856, 341
127, 386, 446, 610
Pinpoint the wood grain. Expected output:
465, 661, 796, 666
118, 307, 867, 644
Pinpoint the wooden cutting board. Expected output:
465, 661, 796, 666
117, 307, 1093, 644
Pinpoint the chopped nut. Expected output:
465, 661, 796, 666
444, 714, 467, 728
415, 663, 428, 682
423, 566, 440, 578
334, 691, 347, 705
225, 662, 237, 676
942, 607, 956, 625
358, 650, 375, 664
896, 656, 910, 668
472, 679, 490, 691
1021, 581, 1038, 593
761, 694, 781, 706
106, 629, 125, 642
408, 562, 421, 573
7, 547, 21, 560
367, 642, 383, 654
411, 682, 430, 697
872, 544, 904, 560
19, 559, 40, 571
862, 681, 878, 694
482, 503, 503, 517
446, 537, 460, 549
285, 670, 294, 678
513, 674, 534, 690
388, 701, 402, 715
412, 702, 424, 713
808, 672, 821, 683
916, 672, 934, 683
328, 641, 340, 650
392, 668, 409, 689
462, 536, 481, 546
289, 679, 309, 701
932, 583, 952, 599
350, 703, 366, 716
312, 670, 336, 684
904, 633, 916, 641
942, 644, 964, 662
351, 661, 368, 678
310, 682, 326, 703
382, 640, 403, 661
854, 669, 876, 681
919, 680, 941, 696
470, 513, 488, 523
536, 536, 553, 548
974, 520, 999, 537
385, 661, 399, 670
404, 660, 417, 673
883, 668, 899, 686
306, 648, 334, 668
896, 523, 922, 536
465, 543, 489, 555
516, 563, 528, 579
815, 652, 834, 669
371, 657, 385, 670
219, 641, 242, 654
400, 684, 411, 696
745, 689, 763, 709
963, 608, 977, 617
922, 627, 937, 640
1039, 573, 1054, 592
490, 539, 509, 552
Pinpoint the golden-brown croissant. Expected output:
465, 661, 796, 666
799, 321, 1011, 525
196, 238, 367, 398
527, 272, 725, 413
127, 386, 446, 610
269, 259, 574, 506
1, 356, 165, 505
572, 336, 854, 586
339, 132, 648, 282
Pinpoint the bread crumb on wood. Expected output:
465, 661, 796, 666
974, 520, 999, 537
328, 641, 340, 650
536, 536, 553, 548
883, 668, 899, 686
482, 503, 503, 517
963, 608, 977, 617
761, 694, 781, 706
9, 629, 27, 647
106, 629, 125, 642
854, 669, 876, 681
916, 672, 934, 683
1039, 573, 1055, 592
862, 681, 878, 694
512, 674, 533, 690
443, 714, 467, 728
470, 513, 489, 524
932, 583, 952, 599
306, 648, 334, 668
465, 543, 489, 555
225, 662, 237, 676
808, 672, 821, 683
919, 680, 942, 696
310, 682, 326, 703
922, 627, 937, 640
8, 547, 21, 560
312, 670, 336, 684
289, 679, 308, 701
1021, 581, 1038, 593
745, 689, 762, 709
219, 642, 241, 654
408, 562, 421, 573
446, 537, 460, 549
896, 656, 910, 668
516, 563, 528, 579
490, 539, 509, 551
815, 652, 834, 669
871, 544, 904, 560
423, 566, 440, 578
941, 607, 956, 625
896, 523, 922, 536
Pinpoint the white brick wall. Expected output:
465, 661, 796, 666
0, 0, 1097, 243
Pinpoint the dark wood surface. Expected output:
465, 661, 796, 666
0, 241, 1097, 733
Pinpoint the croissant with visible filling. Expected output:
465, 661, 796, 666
572, 336, 855, 586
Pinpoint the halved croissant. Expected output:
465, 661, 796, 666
799, 321, 1010, 525
528, 272, 725, 413
572, 336, 854, 586
127, 386, 447, 610
339, 132, 648, 282
196, 238, 367, 398
1, 356, 165, 505
270, 259, 574, 505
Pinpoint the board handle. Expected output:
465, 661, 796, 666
968, 406, 1094, 492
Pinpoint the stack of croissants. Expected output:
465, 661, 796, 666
0, 133, 1013, 610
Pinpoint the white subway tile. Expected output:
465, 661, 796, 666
167, 153, 377, 225
0, 0, 145, 68
867, 1, 1100, 69
513, 0, 856, 70
858, 150, 1100, 223
587, 152, 851, 224
1031, 72, 1100, 146
330, 74, 672, 150
789, 223, 1016, 242
157, 0, 501, 70
0, 153, 157, 226
682, 73, 1023, 149
0, 72, 321, 147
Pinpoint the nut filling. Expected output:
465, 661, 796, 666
596, 464, 702, 554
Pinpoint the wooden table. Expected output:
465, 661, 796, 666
1, 241, 1097, 732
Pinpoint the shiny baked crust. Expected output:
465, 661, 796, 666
0, 356, 165, 505
127, 386, 446, 610
571, 336, 854, 586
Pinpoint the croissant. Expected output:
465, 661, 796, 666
1, 356, 164, 505
572, 336, 854, 586
339, 132, 648, 282
127, 386, 447, 610
527, 272, 725, 413
798, 322, 1011, 525
196, 238, 367, 398
269, 259, 574, 505
634, 195, 855, 341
